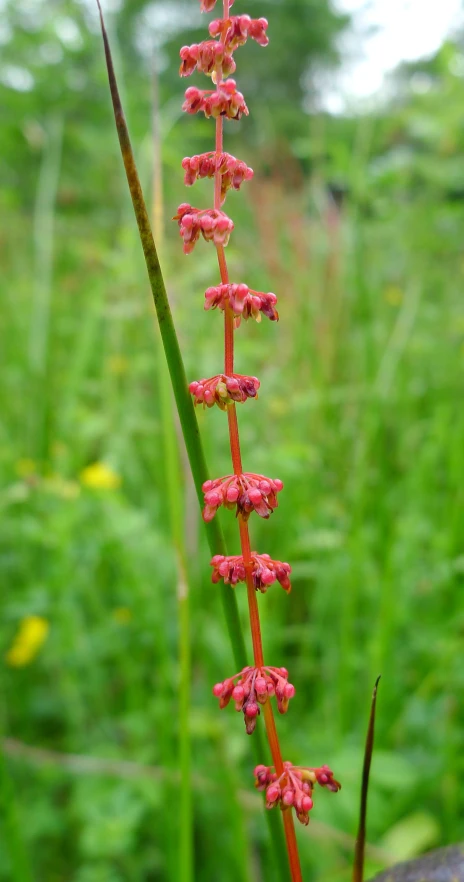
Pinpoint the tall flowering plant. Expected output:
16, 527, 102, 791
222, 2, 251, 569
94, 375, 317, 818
175, 2, 341, 879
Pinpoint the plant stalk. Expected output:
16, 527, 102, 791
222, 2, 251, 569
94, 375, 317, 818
97, 3, 292, 878
213, 4, 303, 877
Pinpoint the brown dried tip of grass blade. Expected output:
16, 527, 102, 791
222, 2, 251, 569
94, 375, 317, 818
353, 675, 381, 882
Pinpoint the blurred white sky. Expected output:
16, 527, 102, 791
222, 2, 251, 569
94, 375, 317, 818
0, 0, 462, 109
328, 0, 463, 110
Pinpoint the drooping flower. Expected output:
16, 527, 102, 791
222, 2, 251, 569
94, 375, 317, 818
213, 665, 296, 733
190, 373, 260, 409
204, 283, 278, 324
209, 15, 269, 50
182, 80, 248, 120
180, 16, 268, 79
254, 762, 341, 825
179, 41, 236, 78
182, 152, 253, 201
174, 203, 234, 253
202, 472, 283, 522
210, 552, 292, 592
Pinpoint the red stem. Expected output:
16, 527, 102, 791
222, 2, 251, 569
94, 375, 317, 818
212, 6, 303, 879
283, 810, 304, 882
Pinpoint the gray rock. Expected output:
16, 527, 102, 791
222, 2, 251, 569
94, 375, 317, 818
369, 846, 464, 882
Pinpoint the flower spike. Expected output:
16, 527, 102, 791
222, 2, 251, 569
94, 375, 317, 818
173, 0, 341, 870
202, 473, 283, 522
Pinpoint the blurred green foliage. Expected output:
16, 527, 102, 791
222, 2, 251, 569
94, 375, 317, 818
1, 1, 463, 880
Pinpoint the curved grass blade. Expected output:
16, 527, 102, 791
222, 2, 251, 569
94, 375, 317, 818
353, 676, 381, 882
95, 0, 246, 669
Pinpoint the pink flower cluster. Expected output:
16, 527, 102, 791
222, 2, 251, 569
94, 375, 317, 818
179, 41, 236, 78
202, 473, 283, 522
213, 665, 295, 734
174, 203, 233, 253
254, 762, 341, 826
182, 80, 248, 120
175, 0, 343, 843
210, 552, 292, 593
183, 12, 268, 78
209, 15, 269, 50
182, 152, 253, 201
189, 373, 260, 409
204, 283, 279, 324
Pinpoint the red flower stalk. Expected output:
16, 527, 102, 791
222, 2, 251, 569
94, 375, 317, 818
176, 3, 340, 879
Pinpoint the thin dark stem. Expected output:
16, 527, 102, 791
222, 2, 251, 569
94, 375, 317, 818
353, 676, 381, 882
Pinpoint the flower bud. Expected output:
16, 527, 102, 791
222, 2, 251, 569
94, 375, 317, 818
266, 784, 280, 806
232, 685, 245, 702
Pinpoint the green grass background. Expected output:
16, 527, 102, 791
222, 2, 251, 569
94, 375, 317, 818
1, 10, 464, 882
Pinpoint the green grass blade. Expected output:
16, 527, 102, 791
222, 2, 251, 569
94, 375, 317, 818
95, 0, 246, 670
152, 64, 193, 881
0, 745, 33, 882
28, 115, 63, 462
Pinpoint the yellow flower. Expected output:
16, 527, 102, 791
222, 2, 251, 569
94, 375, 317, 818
79, 462, 121, 491
5, 616, 49, 668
